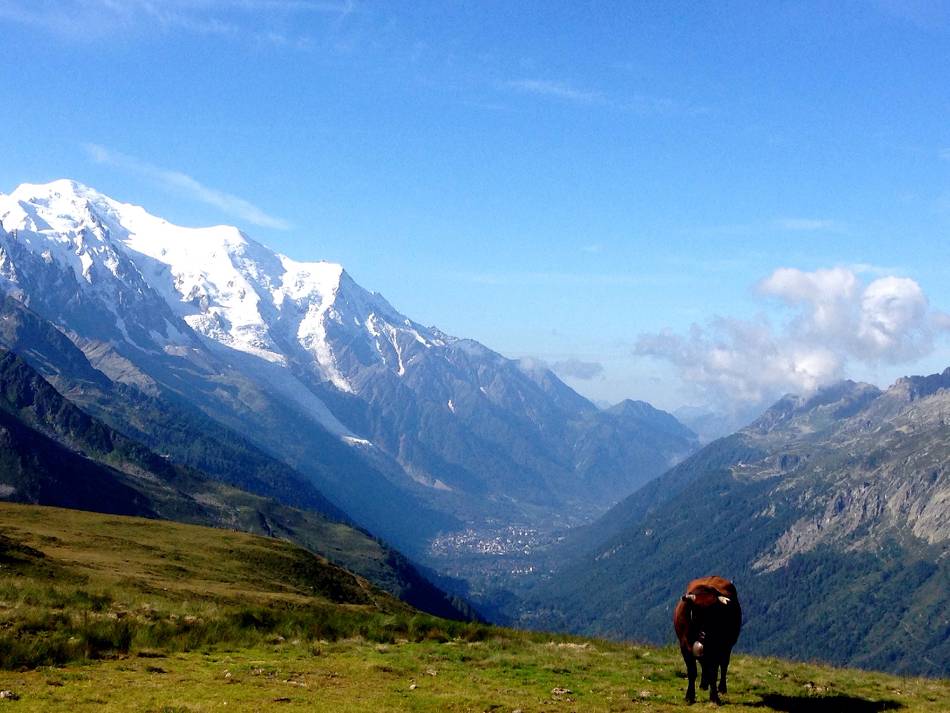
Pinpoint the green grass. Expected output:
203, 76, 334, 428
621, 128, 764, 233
0, 503, 484, 670
1, 502, 947, 711
1, 639, 947, 712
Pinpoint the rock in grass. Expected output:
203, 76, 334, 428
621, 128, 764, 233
0, 690, 19, 700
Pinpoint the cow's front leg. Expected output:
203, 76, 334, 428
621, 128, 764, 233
702, 659, 721, 704
683, 653, 697, 704
719, 650, 731, 694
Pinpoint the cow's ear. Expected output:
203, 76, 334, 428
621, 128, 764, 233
718, 596, 731, 606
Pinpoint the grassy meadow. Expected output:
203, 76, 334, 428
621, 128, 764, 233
0, 502, 947, 711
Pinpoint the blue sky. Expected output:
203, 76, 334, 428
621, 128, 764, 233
2, 1, 950, 412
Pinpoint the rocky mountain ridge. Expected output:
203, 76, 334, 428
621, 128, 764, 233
521, 373, 950, 676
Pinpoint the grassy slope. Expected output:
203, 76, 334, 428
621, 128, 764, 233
0, 503, 947, 711
0, 503, 392, 606
0, 348, 471, 620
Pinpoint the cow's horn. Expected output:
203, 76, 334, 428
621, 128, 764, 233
718, 596, 730, 605
682, 594, 696, 602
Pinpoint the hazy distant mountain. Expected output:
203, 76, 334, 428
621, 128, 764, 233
0, 179, 698, 556
672, 404, 762, 443
523, 374, 950, 676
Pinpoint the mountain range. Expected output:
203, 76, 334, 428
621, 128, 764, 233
2, 179, 947, 676
0, 179, 696, 563
519, 374, 950, 676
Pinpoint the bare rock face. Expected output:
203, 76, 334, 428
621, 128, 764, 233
751, 384, 950, 571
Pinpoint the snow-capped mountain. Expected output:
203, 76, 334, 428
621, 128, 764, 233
1, 180, 402, 433
0, 179, 698, 552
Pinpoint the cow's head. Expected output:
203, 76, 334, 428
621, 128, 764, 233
681, 587, 732, 657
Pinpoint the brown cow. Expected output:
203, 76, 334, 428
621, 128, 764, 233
673, 576, 741, 705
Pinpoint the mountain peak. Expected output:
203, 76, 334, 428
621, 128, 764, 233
746, 379, 882, 435
606, 399, 698, 441
11, 178, 99, 201
6, 179, 122, 222
2, 179, 139, 241
607, 399, 660, 417
885, 367, 950, 403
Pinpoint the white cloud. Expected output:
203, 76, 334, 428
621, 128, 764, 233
636, 267, 950, 410
858, 276, 930, 357
517, 356, 605, 382
504, 79, 602, 104
697, 217, 845, 237
501, 79, 693, 117
445, 270, 650, 287
85, 143, 290, 230
773, 217, 841, 232
758, 267, 859, 334
550, 358, 605, 380
849, 262, 903, 277
758, 267, 933, 361
0, 0, 350, 43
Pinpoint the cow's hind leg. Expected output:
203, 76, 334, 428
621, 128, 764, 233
682, 653, 697, 704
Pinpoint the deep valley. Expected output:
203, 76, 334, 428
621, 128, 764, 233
0, 180, 947, 683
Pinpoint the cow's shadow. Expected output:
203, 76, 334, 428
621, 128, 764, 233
750, 693, 903, 712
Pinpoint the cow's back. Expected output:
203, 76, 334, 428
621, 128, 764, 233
686, 576, 737, 601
